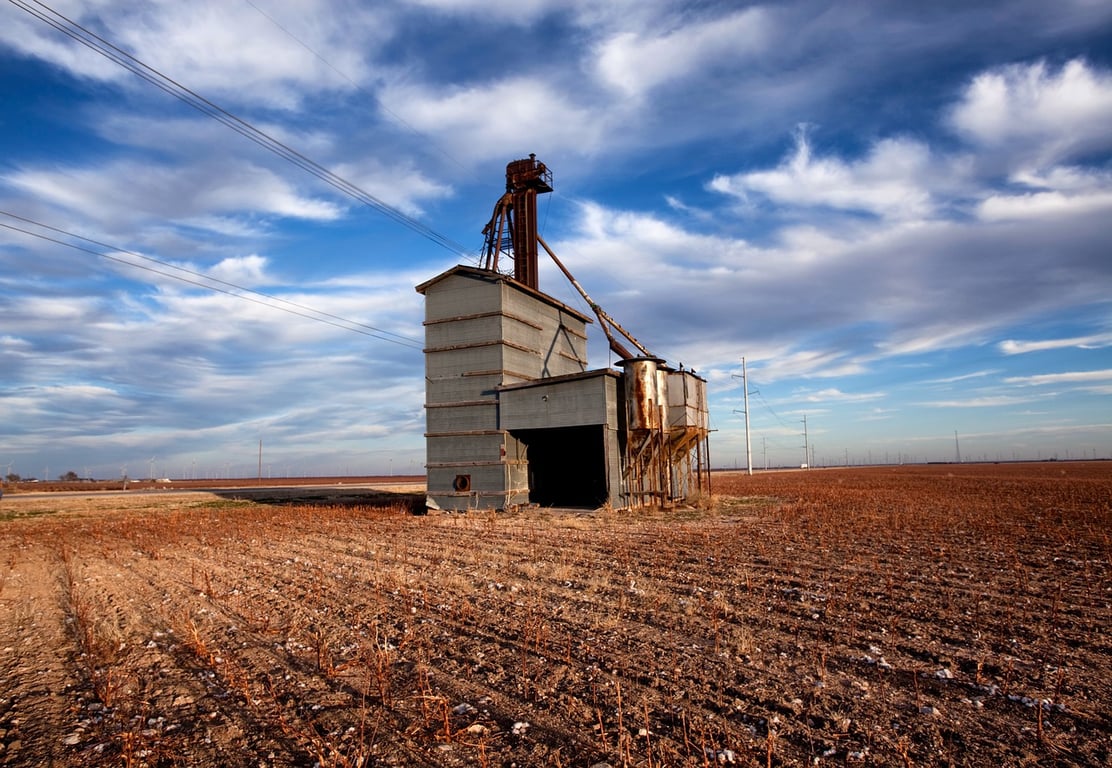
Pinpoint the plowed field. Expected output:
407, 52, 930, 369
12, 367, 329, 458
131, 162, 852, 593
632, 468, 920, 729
1, 462, 1109, 766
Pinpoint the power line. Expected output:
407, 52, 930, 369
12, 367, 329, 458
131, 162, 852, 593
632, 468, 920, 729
751, 380, 795, 432
241, 0, 475, 182
8, 0, 474, 258
0, 212, 424, 350
0, 210, 421, 346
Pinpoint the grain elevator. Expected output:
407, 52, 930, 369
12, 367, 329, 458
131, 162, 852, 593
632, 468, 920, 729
417, 156, 710, 512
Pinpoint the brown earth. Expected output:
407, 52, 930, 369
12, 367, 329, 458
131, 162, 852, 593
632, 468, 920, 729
2, 476, 425, 495
0, 462, 1108, 766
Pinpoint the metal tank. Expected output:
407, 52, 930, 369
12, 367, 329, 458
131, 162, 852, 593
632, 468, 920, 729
620, 356, 666, 432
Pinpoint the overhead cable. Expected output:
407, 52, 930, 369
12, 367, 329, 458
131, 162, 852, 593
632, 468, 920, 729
8, 0, 473, 258
0, 211, 424, 350
241, 0, 476, 182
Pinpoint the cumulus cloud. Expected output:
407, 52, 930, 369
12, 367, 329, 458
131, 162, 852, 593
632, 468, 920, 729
705, 61, 1112, 230
710, 130, 938, 220
207, 254, 269, 285
330, 158, 452, 217
949, 58, 1112, 168
594, 6, 770, 97
977, 166, 1112, 221
554, 146, 1109, 383
380, 77, 609, 162
0, 0, 382, 108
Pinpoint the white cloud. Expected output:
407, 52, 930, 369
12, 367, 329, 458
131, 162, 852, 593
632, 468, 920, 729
1013, 165, 1112, 192
594, 7, 770, 97
927, 370, 1000, 384
999, 333, 1112, 355
207, 254, 269, 285
1005, 369, 1112, 386
198, 165, 344, 221
5, 159, 343, 227
920, 396, 1040, 408
380, 77, 608, 162
978, 165, 1112, 221
949, 58, 1112, 167
710, 130, 938, 220
330, 158, 452, 218
800, 388, 885, 403
88, 111, 450, 220
404, 0, 555, 24
978, 188, 1112, 221
4, 1, 1112, 474
546, 172, 1111, 387
755, 349, 867, 381
0, 0, 383, 108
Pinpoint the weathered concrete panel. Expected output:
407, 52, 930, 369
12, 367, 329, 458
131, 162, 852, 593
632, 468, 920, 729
426, 374, 504, 405
426, 402, 499, 433
423, 273, 502, 321
426, 433, 506, 464
425, 314, 503, 347
419, 266, 605, 511
425, 346, 503, 379
426, 461, 530, 510
500, 373, 619, 430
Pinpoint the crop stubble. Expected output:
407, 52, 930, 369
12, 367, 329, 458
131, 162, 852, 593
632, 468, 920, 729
0, 462, 1108, 766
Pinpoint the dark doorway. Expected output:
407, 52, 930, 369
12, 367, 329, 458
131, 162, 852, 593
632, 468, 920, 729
513, 425, 607, 507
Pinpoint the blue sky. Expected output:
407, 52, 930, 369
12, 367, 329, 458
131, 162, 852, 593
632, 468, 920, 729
1, 0, 1110, 479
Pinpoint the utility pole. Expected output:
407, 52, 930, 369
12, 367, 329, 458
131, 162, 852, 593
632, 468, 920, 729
258, 439, 263, 481
954, 430, 962, 463
801, 414, 810, 469
741, 357, 752, 475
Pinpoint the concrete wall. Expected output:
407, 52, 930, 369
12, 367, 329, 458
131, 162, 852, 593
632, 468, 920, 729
499, 371, 624, 507
499, 372, 619, 430
417, 266, 590, 510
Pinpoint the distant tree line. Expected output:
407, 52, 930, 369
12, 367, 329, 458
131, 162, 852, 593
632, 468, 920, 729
3, 471, 88, 482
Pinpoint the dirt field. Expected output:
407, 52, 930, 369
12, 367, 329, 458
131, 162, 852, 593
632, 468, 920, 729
0, 463, 1108, 767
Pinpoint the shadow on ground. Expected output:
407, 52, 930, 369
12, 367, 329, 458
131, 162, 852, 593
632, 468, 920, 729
210, 486, 427, 513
